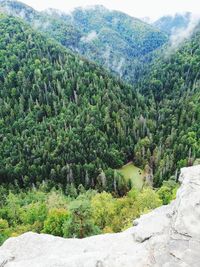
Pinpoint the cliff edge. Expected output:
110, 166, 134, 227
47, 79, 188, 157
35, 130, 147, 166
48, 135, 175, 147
1, 165, 200, 267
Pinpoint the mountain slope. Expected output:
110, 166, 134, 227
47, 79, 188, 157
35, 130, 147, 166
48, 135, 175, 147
69, 7, 167, 59
46, 5, 168, 81
0, 14, 149, 191
134, 23, 200, 185
0, 1, 168, 82
153, 13, 191, 35
0, 3, 200, 190
0, 0, 82, 48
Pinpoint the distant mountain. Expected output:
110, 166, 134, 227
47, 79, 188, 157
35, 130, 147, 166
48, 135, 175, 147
153, 13, 191, 35
0, 0, 82, 48
47, 5, 168, 81
0, 1, 168, 82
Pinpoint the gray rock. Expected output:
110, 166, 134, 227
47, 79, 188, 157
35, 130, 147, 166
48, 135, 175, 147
0, 250, 14, 267
1, 165, 200, 267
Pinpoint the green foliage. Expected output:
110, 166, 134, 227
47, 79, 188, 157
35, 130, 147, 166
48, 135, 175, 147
157, 180, 179, 205
0, 219, 10, 245
69, 6, 167, 82
135, 27, 200, 186
21, 202, 47, 226
43, 208, 69, 236
63, 196, 100, 238
0, 7, 198, 192
91, 192, 115, 230
0, 15, 147, 192
0, 184, 172, 244
0, 2, 167, 83
136, 187, 162, 212
0, 0, 199, 248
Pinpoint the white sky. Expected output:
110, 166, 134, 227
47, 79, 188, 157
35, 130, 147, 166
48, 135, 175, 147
21, 0, 200, 20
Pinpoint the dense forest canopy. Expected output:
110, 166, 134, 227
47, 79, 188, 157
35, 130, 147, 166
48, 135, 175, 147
0, 11, 199, 192
135, 26, 200, 185
0, 175, 177, 245
0, 14, 151, 193
0, 1, 168, 82
0, 0, 200, 247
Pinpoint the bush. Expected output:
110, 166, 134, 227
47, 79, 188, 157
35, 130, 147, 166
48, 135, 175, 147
0, 219, 10, 245
43, 208, 69, 236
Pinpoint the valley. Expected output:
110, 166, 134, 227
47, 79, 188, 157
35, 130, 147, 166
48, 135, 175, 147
0, 0, 199, 257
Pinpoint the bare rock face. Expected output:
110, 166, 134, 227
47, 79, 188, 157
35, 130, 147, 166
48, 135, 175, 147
1, 165, 200, 267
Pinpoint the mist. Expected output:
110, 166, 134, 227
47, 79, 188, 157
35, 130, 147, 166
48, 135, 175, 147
170, 13, 200, 48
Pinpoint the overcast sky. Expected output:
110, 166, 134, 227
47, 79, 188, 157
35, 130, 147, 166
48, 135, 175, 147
21, 0, 199, 20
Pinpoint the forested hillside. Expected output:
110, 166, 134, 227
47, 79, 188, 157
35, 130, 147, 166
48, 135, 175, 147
0, 14, 178, 244
0, 1, 200, 247
0, 11, 200, 190
0, 2, 200, 190
58, 5, 167, 81
153, 13, 191, 35
0, 1, 168, 82
0, 14, 151, 193
134, 25, 200, 185
0, 0, 82, 48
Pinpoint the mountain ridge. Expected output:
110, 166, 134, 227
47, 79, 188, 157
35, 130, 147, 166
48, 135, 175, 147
0, 1, 168, 82
153, 12, 192, 35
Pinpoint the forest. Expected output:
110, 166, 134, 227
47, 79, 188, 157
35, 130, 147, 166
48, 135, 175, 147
0, 179, 178, 244
0, 1, 168, 82
0, 2, 200, 244
0, 15, 149, 192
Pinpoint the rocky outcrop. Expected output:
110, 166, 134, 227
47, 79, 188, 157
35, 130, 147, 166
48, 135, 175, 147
1, 165, 200, 267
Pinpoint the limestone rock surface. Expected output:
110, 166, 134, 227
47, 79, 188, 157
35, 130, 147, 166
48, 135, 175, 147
1, 165, 200, 267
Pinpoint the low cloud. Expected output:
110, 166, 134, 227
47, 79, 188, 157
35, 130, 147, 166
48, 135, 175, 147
81, 31, 98, 43
170, 13, 200, 48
